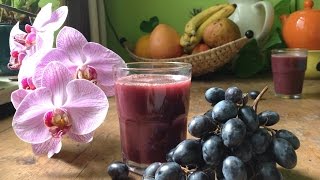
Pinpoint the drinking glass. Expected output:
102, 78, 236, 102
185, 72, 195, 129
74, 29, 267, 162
113, 62, 192, 174
271, 48, 308, 99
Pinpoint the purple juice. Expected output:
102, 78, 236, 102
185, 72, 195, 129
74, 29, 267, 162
271, 54, 307, 95
114, 74, 191, 165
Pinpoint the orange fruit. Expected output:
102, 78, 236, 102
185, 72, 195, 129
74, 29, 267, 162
134, 34, 151, 58
149, 24, 183, 59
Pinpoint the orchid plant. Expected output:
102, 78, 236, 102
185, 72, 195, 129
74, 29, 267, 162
8, 3, 67, 71
9, 3, 125, 158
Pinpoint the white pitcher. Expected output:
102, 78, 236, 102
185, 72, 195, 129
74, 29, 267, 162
228, 0, 274, 44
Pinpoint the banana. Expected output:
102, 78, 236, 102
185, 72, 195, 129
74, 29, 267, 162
180, 33, 192, 47
184, 4, 228, 36
180, 4, 237, 51
194, 4, 236, 41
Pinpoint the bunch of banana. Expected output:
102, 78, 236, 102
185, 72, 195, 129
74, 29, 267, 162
180, 3, 237, 52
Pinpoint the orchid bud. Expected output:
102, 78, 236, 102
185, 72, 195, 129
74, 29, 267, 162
25, 24, 32, 33
10, 50, 19, 58
25, 32, 36, 47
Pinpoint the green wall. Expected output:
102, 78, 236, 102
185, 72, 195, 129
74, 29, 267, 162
105, 0, 320, 61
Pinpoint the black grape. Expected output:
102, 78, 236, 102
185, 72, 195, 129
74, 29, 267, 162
238, 106, 259, 132
256, 162, 283, 180
155, 162, 185, 180
143, 162, 162, 178
244, 161, 256, 180
203, 109, 213, 118
166, 147, 175, 162
231, 140, 253, 163
258, 110, 280, 126
222, 156, 247, 180
225, 87, 243, 104
254, 147, 276, 164
143, 178, 155, 180
276, 129, 300, 150
137, 85, 300, 180
221, 118, 247, 147
107, 161, 129, 180
202, 168, 216, 179
248, 90, 260, 99
272, 138, 297, 169
202, 135, 225, 167
205, 87, 225, 105
172, 139, 204, 167
188, 115, 217, 138
249, 128, 272, 154
212, 100, 238, 123
203, 109, 219, 126
187, 171, 210, 180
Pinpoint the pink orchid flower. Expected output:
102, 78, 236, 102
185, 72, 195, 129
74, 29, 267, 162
17, 49, 50, 90
33, 26, 126, 96
11, 49, 50, 109
8, 3, 68, 70
12, 61, 108, 158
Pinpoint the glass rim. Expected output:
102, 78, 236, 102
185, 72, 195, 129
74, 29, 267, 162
271, 48, 308, 54
113, 62, 192, 71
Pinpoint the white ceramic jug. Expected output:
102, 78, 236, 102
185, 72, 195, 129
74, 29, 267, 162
228, 0, 274, 43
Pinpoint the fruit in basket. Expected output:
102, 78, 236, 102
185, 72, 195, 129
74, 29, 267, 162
180, 4, 236, 52
184, 4, 228, 36
191, 43, 210, 54
134, 34, 151, 58
149, 24, 183, 59
203, 18, 241, 48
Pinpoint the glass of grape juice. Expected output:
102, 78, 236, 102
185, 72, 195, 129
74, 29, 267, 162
271, 48, 308, 99
113, 62, 192, 174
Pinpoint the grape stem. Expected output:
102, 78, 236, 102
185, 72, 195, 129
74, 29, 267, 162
181, 166, 196, 174
263, 126, 277, 136
252, 86, 268, 112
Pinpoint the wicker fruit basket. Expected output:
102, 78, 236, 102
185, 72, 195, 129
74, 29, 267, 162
121, 30, 253, 76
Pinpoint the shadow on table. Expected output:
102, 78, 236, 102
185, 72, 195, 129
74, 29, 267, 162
302, 92, 320, 100
280, 168, 316, 180
49, 132, 122, 178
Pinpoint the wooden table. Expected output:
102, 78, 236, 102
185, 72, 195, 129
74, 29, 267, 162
1, 75, 320, 180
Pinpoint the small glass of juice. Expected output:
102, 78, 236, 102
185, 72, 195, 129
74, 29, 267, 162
271, 48, 308, 99
113, 62, 192, 174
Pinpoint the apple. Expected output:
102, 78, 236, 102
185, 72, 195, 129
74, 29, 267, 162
192, 43, 210, 54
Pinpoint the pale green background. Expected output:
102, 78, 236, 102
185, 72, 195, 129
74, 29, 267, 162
105, 0, 320, 61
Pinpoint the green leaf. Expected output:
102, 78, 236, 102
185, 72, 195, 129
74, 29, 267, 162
190, 8, 202, 17
150, 16, 159, 30
139, 16, 159, 33
234, 39, 265, 78
2, 0, 11, 5
38, 0, 60, 9
25, 0, 38, 7
13, 0, 23, 9
274, 0, 291, 15
262, 26, 283, 50
140, 21, 153, 33
262, 0, 291, 50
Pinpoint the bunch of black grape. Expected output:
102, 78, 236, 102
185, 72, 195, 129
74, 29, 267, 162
141, 86, 300, 180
